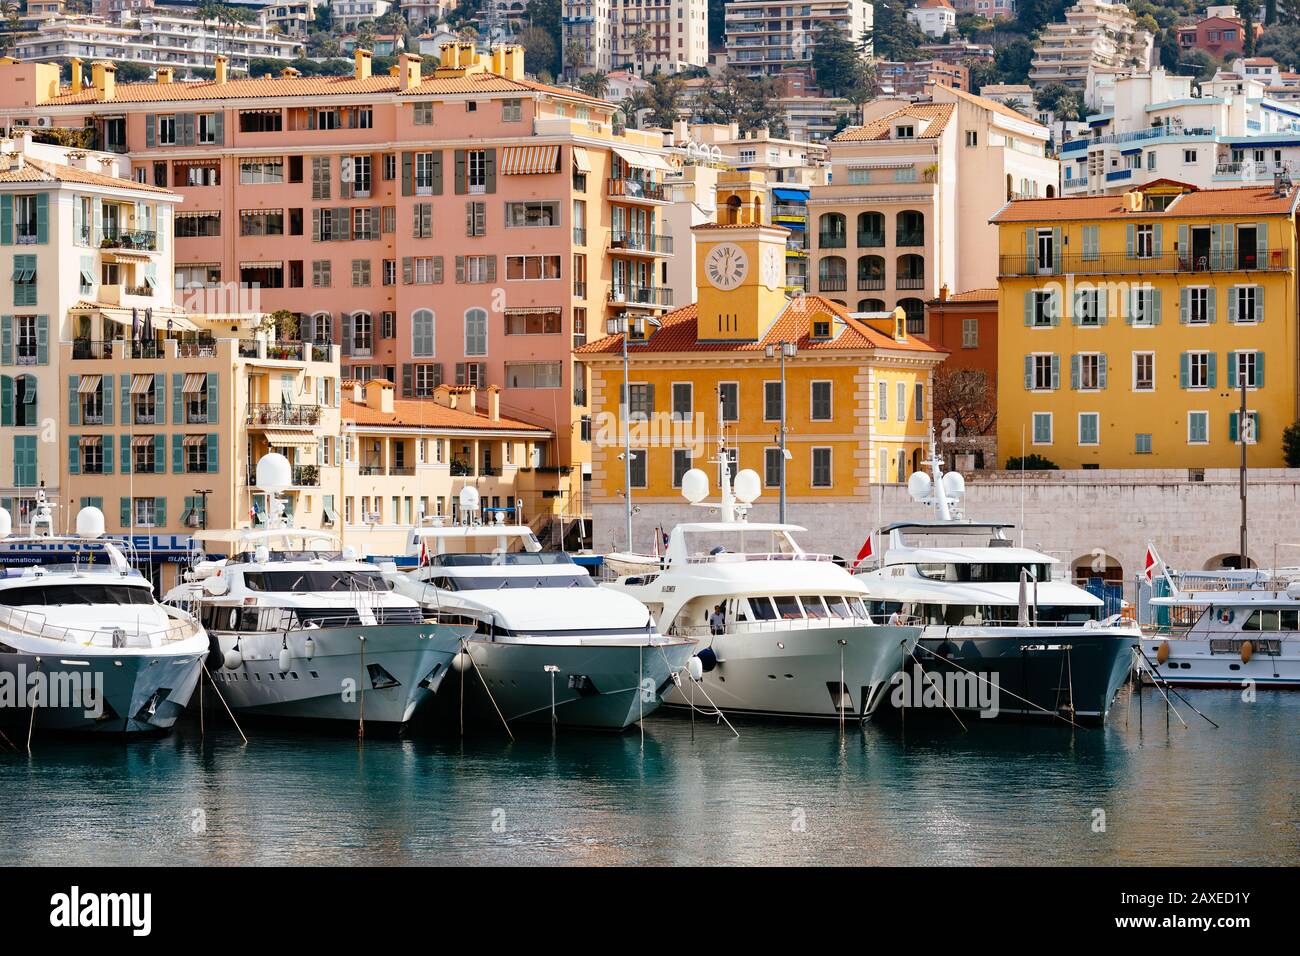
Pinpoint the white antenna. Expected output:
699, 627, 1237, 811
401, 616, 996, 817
905, 428, 964, 521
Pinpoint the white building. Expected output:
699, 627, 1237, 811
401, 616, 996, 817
1029, 0, 1153, 94
907, 0, 956, 39
1059, 68, 1300, 195
563, 0, 708, 77
330, 0, 393, 32
725, 0, 873, 76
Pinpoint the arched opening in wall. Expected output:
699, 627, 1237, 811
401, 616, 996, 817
1204, 553, 1257, 570
752, 194, 763, 223
725, 195, 742, 225
911, 448, 921, 474
858, 298, 886, 312
1046, 184, 1056, 198
1006, 174, 1013, 200
1071, 553, 1124, 586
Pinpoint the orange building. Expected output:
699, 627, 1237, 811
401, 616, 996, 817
923, 286, 998, 385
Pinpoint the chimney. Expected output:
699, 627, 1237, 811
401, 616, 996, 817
486, 386, 500, 421
214, 54, 228, 84
354, 48, 372, 80
71, 57, 83, 93
729, 121, 740, 139
501, 45, 525, 81
433, 384, 452, 408
938, 283, 950, 302
465, 385, 477, 412
281, 66, 301, 77
440, 42, 460, 70
91, 61, 115, 101
490, 45, 506, 75
351, 381, 364, 403
363, 378, 393, 413
399, 52, 421, 90
156, 67, 173, 84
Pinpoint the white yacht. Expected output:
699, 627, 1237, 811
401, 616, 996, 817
1140, 554, 1300, 687
603, 459, 917, 721
386, 488, 695, 730
0, 495, 209, 734
163, 455, 469, 728
854, 445, 1139, 723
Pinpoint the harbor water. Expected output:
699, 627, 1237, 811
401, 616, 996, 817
2, 687, 1296, 866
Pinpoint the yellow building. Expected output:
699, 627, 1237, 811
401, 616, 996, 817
993, 181, 1300, 468
576, 203, 947, 549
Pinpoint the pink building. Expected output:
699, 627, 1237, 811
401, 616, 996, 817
0, 44, 680, 523
1177, 14, 1260, 60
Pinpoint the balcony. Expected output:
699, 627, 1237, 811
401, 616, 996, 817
99, 229, 158, 251
858, 277, 885, 291
1061, 125, 1216, 153
818, 232, 847, 249
773, 203, 806, 218
130, 340, 161, 359
896, 276, 926, 290
125, 284, 154, 297
178, 339, 218, 358
609, 231, 674, 255
608, 286, 673, 307
818, 276, 848, 293
896, 231, 925, 247
292, 464, 319, 486
857, 231, 885, 247
998, 249, 1289, 277
72, 339, 114, 360
606, 178, 668, 203
247, 403, 322, 426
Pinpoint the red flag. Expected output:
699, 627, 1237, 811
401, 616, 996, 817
853, 534, 874, 568
1143, 545, 1159, 581
419, 539, 429, 568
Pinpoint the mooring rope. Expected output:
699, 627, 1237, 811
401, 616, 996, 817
911, 642, 1080, 728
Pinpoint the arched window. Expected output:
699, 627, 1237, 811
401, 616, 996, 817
896, 254, 925, 290
857, 298, 886, 312
896, 211, 924, 246
857, 211, 884, 247
857, 255, 884, 291
310, 311, 333, 345
464, 308, 488, 356
818, 256, 847, 292
1046, 184, 1056, 198
725, 195, 742, 225
818, 212, 847, 248
412, 308, 435, 357
346, 311, 372, 355
898, 297, 925, 335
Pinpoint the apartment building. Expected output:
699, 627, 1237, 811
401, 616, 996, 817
331, 0, 394, 31
0, 45, 680, 537
14, 12, 305, 75
951, 0, 1014, 18
994, 180, 1299, 469
876, 59, 969, 97
563, 0, 708, 77
1176, 8, 1259, 61
340, 379, 556, 555
809, 85, 1057, 334
907, 0, 956, 39
1029, 0, 1153, 94
576, 199, 945, 551
725, 0, 873, 76
1060, 68, 1300, 196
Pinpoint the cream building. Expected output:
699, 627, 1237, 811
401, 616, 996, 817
725, 0, 873, 75
1029, 0, 1154, 94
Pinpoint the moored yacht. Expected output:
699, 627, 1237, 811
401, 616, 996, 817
386, 487, 694, 730
1140, 553, 1300, 687
162, 455, 468, 728
603, 450, 918, 722
0, 494, 209, 734
854, 444, 1138, 723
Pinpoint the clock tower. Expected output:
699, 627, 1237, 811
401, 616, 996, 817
692, 221, 791, 343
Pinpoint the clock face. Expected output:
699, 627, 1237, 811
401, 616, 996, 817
760, 246, 784, 290
706, 243, 749, 291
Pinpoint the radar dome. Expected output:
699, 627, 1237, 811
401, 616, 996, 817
942, 471, 966, 500
907, 471, 932, 502
733, 469, 761, 504
0, 507, 10, 539
681, 469, 709, 504
75, 506, 106, 539
255, 452, 292, 491
458, 486, 481, 513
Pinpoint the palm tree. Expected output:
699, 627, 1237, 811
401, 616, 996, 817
631, 28, 651, 75
577, 70, 609, 98
564, 39, 590, 81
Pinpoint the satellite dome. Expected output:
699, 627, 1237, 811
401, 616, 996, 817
255, 452, 292, 491
75, 506, 106, 539
733, 469, 761, 504
681, 469, 709, 504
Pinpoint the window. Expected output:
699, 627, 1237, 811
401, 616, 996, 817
1135, 433, 1153, 454
1078, 412, 1099, 445
719, 382, 738, 422
628, 449, 647, 488
965, 130, 978, 147
413, 202, 433, 238
351, 259, 371, 287
197, 113, 218, 144
764, 448, 783, 488
461, 255, 493, 283
351, 312, 372, 354
239, 209, 283, 236
239, 110, 282, 133
1030, 290, 1057, 327
811, 381, 832, 421
239, 158, 284, 184
1185, 351, 1212, 389
415, 152, 437, 193
11, 254, 36, 306
185, 436, 210, 473
311, 156, 331, 200
467, 149, 488, 192
811, 447, 832, 488
312, 260, 331, 288
348, 155, 372, 196
896, 382, 906, 422
961, 318, 978, 348
1186, 287, 1212, 325
1133, 352, 1154, 391
14, 194, 39, 243
464, 308, 488, 356
1074, 287, 1102, 326
504, 309, 561, 335
175, 213, 220, 238
383, 259, 397, 286
412, 257, 442, 284
764, 381, 783, 421
134, 497, 159, 527
671, 382, 692, 421
1130, 286, 1158, 325
1183, 149, 1197, 164
413, 101, 433, 125
671, 449, 692, 487
895, 125, 915, 139
878, 380, 888, 420
465, 201, 486, 237
1232, 285, 1260, 324
1032, 412, 1052, 445
505, 362, 562, 388
913, 383, 924, 422
133, 437, 156, 473
1075, 353, 1102, 390
1188, 411, 1209, 444
13, 314, 38, 364
505, 255, 562, 280
1231, 410, 1259, 445
157, 114, 176, 144
505, 201, 559, 227
1232, 350, 1261, 389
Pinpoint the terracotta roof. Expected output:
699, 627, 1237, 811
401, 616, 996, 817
833, 103, 955, 142
936, 84, 1045, 128
930, 288, 997, 304
915, 0, 954, 8
0, 156, 175, 194
342, 396, 548, 432
991, 184, 1300, 223
575, 294, 946, 356
37, 70, 605, 107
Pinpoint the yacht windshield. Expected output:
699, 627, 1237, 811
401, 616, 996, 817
684, 528, 802, 557
428, 553, 575, 567
914, 562, 1053, 583
0, 584, 156, 606
243, 570, 389, 592
425, 572, 595, 591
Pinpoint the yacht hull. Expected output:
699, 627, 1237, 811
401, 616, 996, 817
0, 647, 205, 735
429, 638, 696, 730
208, 623, 466, 727
1138, 635, 1300, 687
662, 624, 916, 721
896, 626, 1139, 724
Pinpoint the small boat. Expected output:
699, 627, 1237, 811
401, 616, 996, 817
386, 487, 694, 730
0, 494, 208, 734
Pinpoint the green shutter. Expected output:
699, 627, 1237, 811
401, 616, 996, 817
1228, 287, 1238, 323
68, 375, 80, 425
1179, 352, 1189, 388
1256, 351, 1265, 388
1207, 351, 1217, 389
102, 374, 114, 425
101, 434, 113, 474
154, 373, 165, 424
1098, 353, 1108, 389
1229, 412, 1239, 443
0, 374, 10, 427
154, 497, 166, 528
1023, 290, 1033, 326
207, 433, 219, 473
484, 148, 496, 194
121, 433, 131, 474
68, 435, 80, 474
121, 497, 131, 527
153, 433, 165, 473
1228, 351, 1238, 389
172, 373, 183, 424
1256, 284, 1265, 322
35, 193, 48, 244
1207, 287, 1216, 324
1179, 287, 1189, 324
1125, 223, 1135, 257
172, 432, 183, 473
1050, 354, 1060, 390
0, 314, 10, 365
121, 376, 130, 423
0, 195, 12, 245
206, 373, 219, 424
1023, 355, 1032, 390
1150, 290, 1161, 326
1070, 354, 1080, 390
35, 315, 47, 364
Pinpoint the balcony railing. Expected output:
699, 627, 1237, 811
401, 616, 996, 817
896, 230, 925, 247
773, 203, 806, 218
818, 232, 847, 249
99, 230, 158, 251
178, 340, 218, 358
72, 339, 114, 360
857, 231, 885, 247
897, 276, 926, 290
998, 249, 1288, 277
606, 178, 667, 202
608, 286, 673, 307
125, 284, 153, 297
1061, 125, 1216, 153
247, 403, 322, 426
609, 231, 674, 254
574, 281, 587, 298
292, 465, 319, 486
238, 339, 260, 358
130, 341, 161, 359
818, 275, 848, 292
389, 466, 416, 476
858, 277, 885, 291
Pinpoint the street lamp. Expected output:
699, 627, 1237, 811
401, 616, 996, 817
607, 313, 661, 551
764, 340, 797, 523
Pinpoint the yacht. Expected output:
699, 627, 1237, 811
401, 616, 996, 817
1140, 554, 1300, 687
854, 445, 1139, 724
0, 494, 209, 734
603, 454, 918, 722
162, 455, 469, 728
386, 487, 695, 730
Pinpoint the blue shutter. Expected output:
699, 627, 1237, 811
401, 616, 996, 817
154, 497, 166, 528
68, 435, 80, 474
1207, 351, 1217, 389
1070, 354, 1080, 390
206, 433, 219, 473
1023, 355, 1032, 390
172, 373, 183, 424
1228, 351, 1238, 389
1256, 351, 1265, 388
206, 373, 218, 424
1179, 352, 1189, 388
102, 374, 114, 425
1050, 354, 1060, 390
1207, 287, 1216, 324
121, 376, 131, 423
1098, 353, 1108, 389
154, 372, 165, 424
0, 314, 10, 365
172, 433, 184, 473
153, 434, 165, 473
0, 195, 11, 245
35, 193, 48, 244
120, 497, 131, 527
0, 374, 11, 427
35, 315, 47, 364
68, 375, 80, 424
121, 433, 131, 474
102, 434, 113, 474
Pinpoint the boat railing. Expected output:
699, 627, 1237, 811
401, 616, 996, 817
1171, 573, 1298, 593
671, 615, 874, 637
209, 604, 423, 634
0, 605, 200, 647
683, 552, 836, 565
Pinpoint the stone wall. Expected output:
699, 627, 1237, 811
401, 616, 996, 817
592, 468, 1300, 598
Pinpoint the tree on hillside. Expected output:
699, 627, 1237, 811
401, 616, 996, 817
525, 0, 563, 77
696, 67, 785, 135
1035, 82, 1081, 122
1258, 25, 1300, 67
812, 23, 866, 96
314, 0, 332, 32
518, 26, 558, 80
996, 37, 1037, 85
862, 0, 927, 61
645, 73, 687, 128
1240, 0, 1260, 55
576, 71, 610, 99
934, 369, 997, 437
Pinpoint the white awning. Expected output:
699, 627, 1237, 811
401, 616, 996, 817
572, 145, 592, 172
263, 430, 317, 448
183, 434, 207, 447
130, 373, 154, 395
77, 374, 102, 395
182, 373, 207, 393
611, 146, 673, 173
78, 435, 102, 447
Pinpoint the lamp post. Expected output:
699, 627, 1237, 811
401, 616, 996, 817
764, 340, 797, 523
607, 313, 660, 551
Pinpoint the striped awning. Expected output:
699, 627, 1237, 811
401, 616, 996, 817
183, 434, 207, 447
240, 260, 283, 269
175, 210, 219, 219
263, 430, 317, 448
611, 146, 673, 173
572, 146, 592, 172
102, 250, 152, 262
130, 373, 154, 395
182, 373, 207, 393
78, 435, 102, 447
131, 435, 154, 448
500, 145, 561, 175
77, 374, 102, 394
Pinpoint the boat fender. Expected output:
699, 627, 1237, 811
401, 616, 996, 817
695, 647, 718, 673
304, 636, 316, 660
278, 646, 292, 672
687, 656, 704, 681
223, 646, 243, 670
452, 651, 472, 673
1156, 641, 1170, 664
1241, 641, 1253, 664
